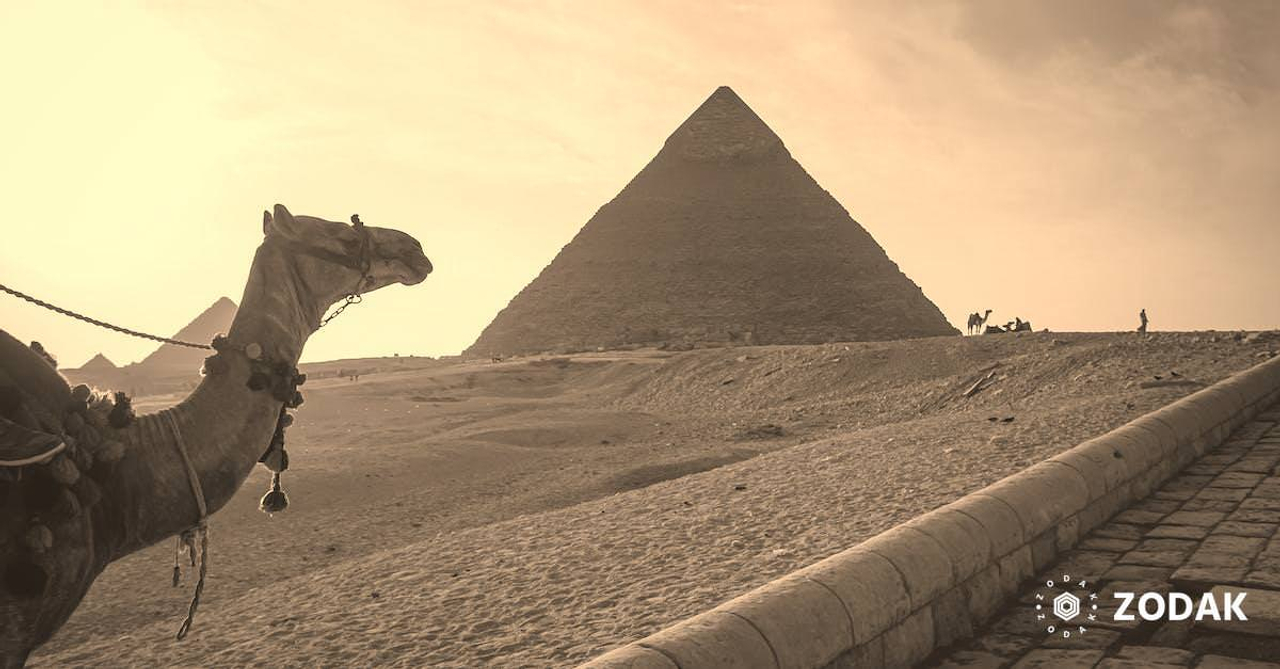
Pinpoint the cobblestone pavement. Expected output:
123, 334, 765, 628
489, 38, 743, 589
929, 405, 1280, 668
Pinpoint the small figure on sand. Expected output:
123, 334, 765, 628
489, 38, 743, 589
1138, 308, 1148, 334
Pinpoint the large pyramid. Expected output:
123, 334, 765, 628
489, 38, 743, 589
467, 87, 957, 356
137, 296, 237, 371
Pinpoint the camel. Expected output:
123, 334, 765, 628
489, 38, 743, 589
0, 204, 432, 666
966, 309, 992, 335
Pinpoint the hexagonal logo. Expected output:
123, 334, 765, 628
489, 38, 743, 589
1033, 574, 1099, 639
1053, 591, 1081, 621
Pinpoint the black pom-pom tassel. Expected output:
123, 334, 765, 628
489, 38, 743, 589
108, 392, 135, 428
260, 473, 288, 514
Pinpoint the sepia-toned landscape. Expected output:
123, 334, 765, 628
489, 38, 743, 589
4, 2, 1280, 668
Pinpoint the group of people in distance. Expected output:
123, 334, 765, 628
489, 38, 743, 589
966, 308, 1149, 336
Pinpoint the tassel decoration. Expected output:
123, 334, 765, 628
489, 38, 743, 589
260, 472, 288, 514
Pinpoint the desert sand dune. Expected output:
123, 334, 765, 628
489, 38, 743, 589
32, 331, 1279, 667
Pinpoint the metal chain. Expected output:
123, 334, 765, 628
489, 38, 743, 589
318, 293, 363, 329
0, 282, 214, 350
317, 214, 373, 330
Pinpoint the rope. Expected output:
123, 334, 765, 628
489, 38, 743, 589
0, 283, 213, 350
0, 441, 66, 467
176, 527, 209, 640
4, 214, 372, 342
161, 410, 210, 640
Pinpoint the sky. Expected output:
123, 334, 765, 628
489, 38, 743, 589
1, 0, 1277, 366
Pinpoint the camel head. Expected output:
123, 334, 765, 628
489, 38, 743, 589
261, 204, 433, 327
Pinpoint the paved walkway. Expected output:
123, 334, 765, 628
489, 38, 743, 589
929, 405, 1280, 668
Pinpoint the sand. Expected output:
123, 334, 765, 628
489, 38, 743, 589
32, 331, 1279, 667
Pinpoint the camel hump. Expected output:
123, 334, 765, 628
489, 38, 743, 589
0, 329, 72, 436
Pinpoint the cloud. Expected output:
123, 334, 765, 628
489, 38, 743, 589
953, 1, 1280, 85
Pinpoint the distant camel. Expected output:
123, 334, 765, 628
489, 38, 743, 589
967, 310, 992, 336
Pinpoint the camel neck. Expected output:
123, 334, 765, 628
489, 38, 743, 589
226, 243, 319, 365
97, 241, 317, 560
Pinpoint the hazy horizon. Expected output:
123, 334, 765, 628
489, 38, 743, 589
3, 1, 1278, 367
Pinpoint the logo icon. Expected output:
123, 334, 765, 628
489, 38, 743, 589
1052, 591, 1081, 621
1034, 574, 1098, 638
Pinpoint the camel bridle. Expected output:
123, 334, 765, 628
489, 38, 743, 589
264, 214, 377, 330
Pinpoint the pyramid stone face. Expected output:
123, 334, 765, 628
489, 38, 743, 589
467, 87, 957, 356
76, 353, 117, 372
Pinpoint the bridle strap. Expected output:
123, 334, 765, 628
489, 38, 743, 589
265, 234, 371, 274
265, 214, 374, 278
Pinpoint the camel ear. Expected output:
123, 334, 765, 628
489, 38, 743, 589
262, 210, 271, 236
264, 204, 306, 241
273, 204, 294, 228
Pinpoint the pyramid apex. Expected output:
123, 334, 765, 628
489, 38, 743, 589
77, 352, 117, 371
138, 297, 238, 369
659, 86, 785, 162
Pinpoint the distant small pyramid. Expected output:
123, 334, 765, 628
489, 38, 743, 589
76, 353, 117, 372
138, 297, 237, 370
466, 86, 957, 356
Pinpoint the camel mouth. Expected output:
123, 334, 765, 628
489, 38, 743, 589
399, 254, 433, 285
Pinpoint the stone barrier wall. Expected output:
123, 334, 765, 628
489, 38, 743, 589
579, 355, 1280, 669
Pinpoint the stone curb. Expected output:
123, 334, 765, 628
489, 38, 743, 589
579, 355, 1280, 669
